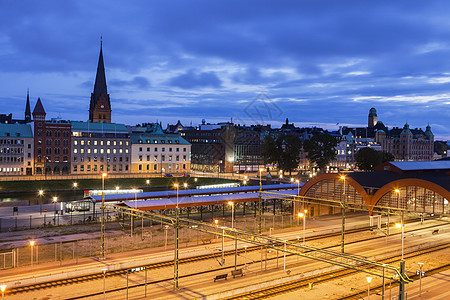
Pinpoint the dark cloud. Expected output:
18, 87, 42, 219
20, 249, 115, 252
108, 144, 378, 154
0, 0, 449, 138
168, 70, 222, 89
110, 76, 151, 90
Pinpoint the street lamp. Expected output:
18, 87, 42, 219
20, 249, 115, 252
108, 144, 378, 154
395, 222, 405, 260
243, 180, 247, 185
183, 182, 188, 189
194, 178, 198, 183
101, 268, 108, 299
29, 240, 35, 270
259, 168, 264, 190
38, 190, 44, 214
101, 172, 107, 260
0, 284, 6, 300
146, 179, 150, 185
52, 196, 58, 213
297, 212, 306, 245
366, 276, 373, 300
228, 201, 234, 228
418, 262, 424, 297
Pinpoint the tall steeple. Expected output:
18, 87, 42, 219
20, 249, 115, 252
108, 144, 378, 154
89, 38, 111, 123
25, 89, 31, 123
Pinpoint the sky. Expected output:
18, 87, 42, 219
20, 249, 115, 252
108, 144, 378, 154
0, 1, 449, 139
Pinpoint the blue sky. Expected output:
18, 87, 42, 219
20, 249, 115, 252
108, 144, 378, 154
0, 1, 449, 139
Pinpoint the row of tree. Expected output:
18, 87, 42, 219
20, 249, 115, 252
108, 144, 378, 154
262, 133, 394, 172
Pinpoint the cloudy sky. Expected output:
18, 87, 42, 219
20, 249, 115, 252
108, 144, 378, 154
1, 1, 449, 139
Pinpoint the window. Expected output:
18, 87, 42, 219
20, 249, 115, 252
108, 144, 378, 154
139, 147, 143, 152
74, 140, 78, 146
183, 148, 186, 152
147, 147, 150, 152
162, 147, 165, 152
146, 155, 150, 161
169, 148, 172, 152
155, 148, 158, 152
176, 155, 179, 161
176, 148, 179, 152
139, 155, 143, 161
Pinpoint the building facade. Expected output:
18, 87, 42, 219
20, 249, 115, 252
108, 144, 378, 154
0, 123, 33, 175
71, 121, 130, 174
131, 124, 191, 174
32, 98, 71, 175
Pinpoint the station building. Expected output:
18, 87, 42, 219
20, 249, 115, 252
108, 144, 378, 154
297, 161, 450, 217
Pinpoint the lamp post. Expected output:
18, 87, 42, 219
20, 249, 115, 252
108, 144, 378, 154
340, 175, 346, 253
366, 276, 372, 300
101, 268, 108, 299
395, 222, 405, 260
29, 240, 35, 270
418, 262, 424, 298
73, 182, 78, 201
52, 196, 58, 213
228, 201, 234, 228
38, 190, 44, 214
259, 168, 264, 190
297, 212, 306, 245
0, 284, 6, 300
101, 172, 107, 260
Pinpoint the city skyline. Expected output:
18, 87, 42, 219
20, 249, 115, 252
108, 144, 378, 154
1, 1, 450, 139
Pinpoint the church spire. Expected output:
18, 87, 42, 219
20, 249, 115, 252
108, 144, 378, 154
89, 38, 111, 123
25, 89, 31, 123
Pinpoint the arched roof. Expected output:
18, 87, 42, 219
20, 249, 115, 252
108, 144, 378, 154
299, 172, 450, 211
299, 173, 371, 205
371, 178, 450, 206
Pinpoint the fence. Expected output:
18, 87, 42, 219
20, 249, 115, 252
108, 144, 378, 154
0, 211, 298, 270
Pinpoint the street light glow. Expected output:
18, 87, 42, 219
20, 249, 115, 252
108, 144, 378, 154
38, 190, 43, 196
394, 188, 400, 193
340, 175, 345, 180
0, 285, 6, 292
174, 183, 179, 188
298, 212, 304, 218
29, 240, 35, 247
73, 182, 78, 188
214, 219, 219, 225
183, 183, 188, 188
366, 276, 372, 283
228, 201, 233, 206
102, 172, 107, 178
52, 196, 57, 202
395, 222, 403, 228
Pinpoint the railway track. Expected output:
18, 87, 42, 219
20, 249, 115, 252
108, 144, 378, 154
6, 220, 448, 297
221, 243, 450, 300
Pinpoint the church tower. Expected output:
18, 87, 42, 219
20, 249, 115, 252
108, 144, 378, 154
25, 89, 31, 123
368, 107, 377, 128
89, 40, 111, 123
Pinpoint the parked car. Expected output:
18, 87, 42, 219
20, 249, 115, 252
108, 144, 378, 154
182, 173, 190, 177
165, 174, 173, 177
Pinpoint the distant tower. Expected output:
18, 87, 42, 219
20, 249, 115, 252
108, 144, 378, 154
368, 107, 377, 128
89, 40, 111, 123
25, 89, 32, 123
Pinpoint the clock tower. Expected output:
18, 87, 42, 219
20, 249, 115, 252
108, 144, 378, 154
89, 40, 111, 123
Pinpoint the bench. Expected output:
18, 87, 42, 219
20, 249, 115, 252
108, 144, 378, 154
231, 269, 244, 278
214, 274, 228, 282
432, 229, 439, 235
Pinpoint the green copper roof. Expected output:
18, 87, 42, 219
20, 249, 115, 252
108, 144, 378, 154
0, 123, 33, 138
70, 121, 128, 132
130, 133, 190, 145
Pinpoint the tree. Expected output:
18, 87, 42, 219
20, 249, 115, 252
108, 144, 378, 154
279, 134, 302, 174
304, 134, 337, 171
355, 147, 380, 171
355, 147, 395, 171
262, 134, 302, 174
